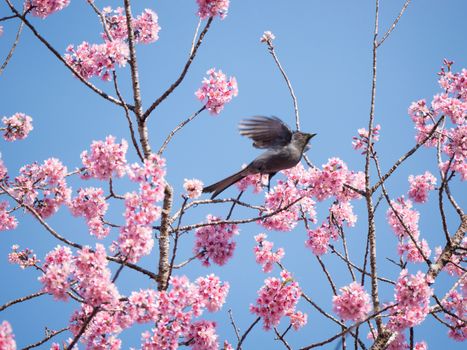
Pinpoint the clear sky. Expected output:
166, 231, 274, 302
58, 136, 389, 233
0, 0, 466, 349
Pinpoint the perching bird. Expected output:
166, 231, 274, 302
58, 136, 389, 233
202, 116, 316, 199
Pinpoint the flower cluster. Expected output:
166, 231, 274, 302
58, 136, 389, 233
388, 270, 432, 331
408, 61, 466, 180
253, 233, 284, 273
0, 321, 16, 350
195, 274, 230, 312
235, 170, 266, 193
64, 40, 129, 81
14, 158, 71, 218
352, 124, 381, 153
408, 171, 437, 203
441, 289, 466, 341
0, 202, 17, 231
2, 113, 33, 141
398, 239, 431, 263
434, 243, 466, 277
69, 187, 109, 238
195, 68, 238, 115
332, 282, 372, 322
330, 201, 357, 227
115, 154, 166, 262
386, 197, 420, 239
194, 215, 238, 266
305, 223, 334, 256
27, 0, 70, 18
8, 245, 38, 269
184, 178, 204, 199
139, 275, 228, 350
81, 136, 128, 180
38, 245, 74, 300
196, 0, 230, 19
102, 7, 161, 44
260, 31, 275, 43
250, 270, 306, 330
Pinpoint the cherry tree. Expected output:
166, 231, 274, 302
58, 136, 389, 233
0, 1, 465, 349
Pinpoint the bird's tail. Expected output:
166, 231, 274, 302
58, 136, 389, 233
202, 168, 249, 199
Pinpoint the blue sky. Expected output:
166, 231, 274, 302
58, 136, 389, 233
0, 0, 466, 349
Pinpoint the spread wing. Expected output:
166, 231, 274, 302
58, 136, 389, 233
238, 116, 292, 149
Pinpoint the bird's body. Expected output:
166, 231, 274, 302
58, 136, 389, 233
203, 116, 316, 199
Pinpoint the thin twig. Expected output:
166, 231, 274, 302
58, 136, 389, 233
274, 327, 292, 350
236, 317, 260, 350
3, 0, 132, 109
377, 0, 411, 47
143, 17, 214, 120
22, 327, 68, 350
0, 16, 24, 74
0, 291, 46, 312
158, 106, 206, 155
228, 309, 241, 343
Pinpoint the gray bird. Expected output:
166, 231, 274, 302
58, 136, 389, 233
202, 116, 316, 199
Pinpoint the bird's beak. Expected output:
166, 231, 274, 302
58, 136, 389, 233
309, 133, 317, 139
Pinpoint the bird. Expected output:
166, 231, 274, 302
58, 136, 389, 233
202, 116, 316, 199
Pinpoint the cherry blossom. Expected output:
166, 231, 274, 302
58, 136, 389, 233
196, 0, 230, 19
0, 202, 17, 231
184, 178, 204, 199
253, 233, 284, 273
81, 136, 128, 180
27, 0, 70, 19
260, 31, 275, 43
2, 113, 33, 141
194, 215, 238, 266
408, 172, 437, 203
250, 270, 306, 330
195, 274, 229, 312
184, 320, 218, 350
69, 187, 110, 238
39, 245, 73, 300
442, 289, 467, 341
0, 321, 16, 350
398, 239, 431, 263
65, 40, 129, 81
305, 223, 336, 256
332, 282, 372, 322
386, 197, 420, 239
352, 124, 380, 153
330, 201, 357, 227
8, 245, 38, 269
195, 68, 238, 115
14, 158, 71, 218
388, 270, 432, 331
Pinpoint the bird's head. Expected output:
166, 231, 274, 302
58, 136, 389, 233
292, 131, 317, 151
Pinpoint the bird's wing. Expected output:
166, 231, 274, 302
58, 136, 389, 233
238, 116, 292, 149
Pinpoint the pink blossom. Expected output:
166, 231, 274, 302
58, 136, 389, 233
235, 166, 266, 193
352, 124, 380, 153
8, 245, 38, 269
288, 311, 307, 330
438, 61, 467, 99
39, 246, 73, 300
442, 289, 466, 341
81, 136, 128, 180
184, 178, 204, 199
260, 31, 275, 43
388, 270, 432, 331
330, 201, 357, 227
434, 243, 466, 277
332, 282, 372, 322
308, 158, 348, 201
398, 239, 431, 263
408, 171, 437, 203
194, 215, 238, 266
27, 0, 70, 18
117, 222, 154, 264
0, 202, 17, 231
69, 303, 128, 349
65, 40, 129, 81
432, 93, 466, 125
386, 197, 420, 239
185, 321, 218, 350
14, 158, 71, 218
69, 187, 110, 238
74, 244, 120, 306
128, 289, 159, 323
305, 222, 337, 256
196, 274, 229, 312
197, 0, 230, 19
195, 68, 238, 115
0, 159, 7, 180
250, 270, 305, 330
2, 113, 33, 141
223, 341, 234, 350
253, 233, 284, 273
0, 321, 16, 350
414, 342, 428, 350
102, 7, 160, 44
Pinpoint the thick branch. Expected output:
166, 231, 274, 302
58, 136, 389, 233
157, 185, 173, 290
